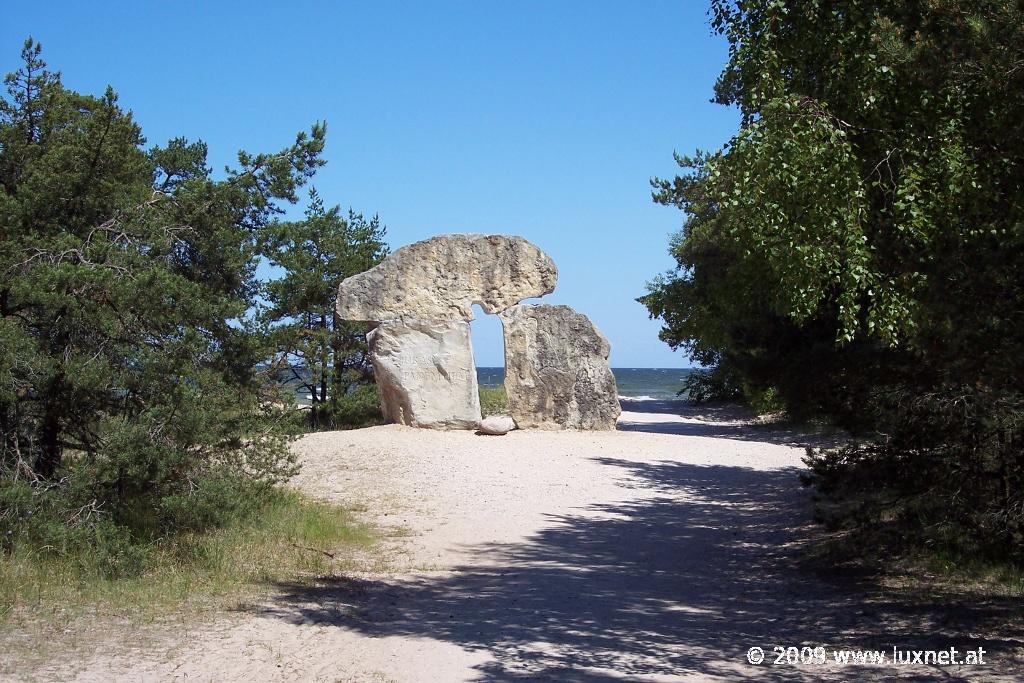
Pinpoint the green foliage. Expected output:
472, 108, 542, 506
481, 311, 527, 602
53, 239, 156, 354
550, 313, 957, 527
1, 488, 374, 629
321, 384, 385, 430
479, 386, 509, 417
643, 3, 1024, 562
804, 384, 1024, 563
0, 39, 329, 570
679, 368, 742, 403
261, 189, 388, 430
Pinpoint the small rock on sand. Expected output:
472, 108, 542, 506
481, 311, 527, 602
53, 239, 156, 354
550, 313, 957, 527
477, 415, 516, 435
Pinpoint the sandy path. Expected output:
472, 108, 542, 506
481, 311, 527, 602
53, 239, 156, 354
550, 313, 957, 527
36, 401, 1024, 681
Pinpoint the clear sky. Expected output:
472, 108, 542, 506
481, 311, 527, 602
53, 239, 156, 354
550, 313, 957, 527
2, 1, 738, 367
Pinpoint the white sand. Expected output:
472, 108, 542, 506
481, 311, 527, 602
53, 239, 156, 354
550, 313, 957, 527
30, 401, 1023, 681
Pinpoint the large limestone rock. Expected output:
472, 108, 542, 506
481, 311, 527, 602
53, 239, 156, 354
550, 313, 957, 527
367, 318, 480, 429
337, 234, 557, 323
337, 233, 621, 432
500, 304, 620, 430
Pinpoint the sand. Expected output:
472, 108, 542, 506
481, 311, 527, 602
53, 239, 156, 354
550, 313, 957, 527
25, 400, 1024, 681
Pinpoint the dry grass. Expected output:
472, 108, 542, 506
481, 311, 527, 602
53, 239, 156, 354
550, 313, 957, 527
0, 489, 377, 673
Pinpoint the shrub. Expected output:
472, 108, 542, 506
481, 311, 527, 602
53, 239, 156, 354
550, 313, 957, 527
479, 386, 508, 417
680, 368, 742, 403
326, 384, 386, 429
803, 385, 1024, 565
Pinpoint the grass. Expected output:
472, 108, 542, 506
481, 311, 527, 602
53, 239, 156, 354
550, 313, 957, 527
802, 497, 1024, 601
0, 489, 376, 636
479, 385, 508, 417
805, 532, 1024, 615
801, 442, 1024, 599
906, 547, 1024, 598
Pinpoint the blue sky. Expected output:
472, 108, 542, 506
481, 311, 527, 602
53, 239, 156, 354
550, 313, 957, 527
2, 1, 738, 367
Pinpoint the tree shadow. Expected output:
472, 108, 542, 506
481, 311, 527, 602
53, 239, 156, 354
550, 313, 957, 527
617, 399, 847, 449
253, 457, 1022, 681
619, 398, 757, 421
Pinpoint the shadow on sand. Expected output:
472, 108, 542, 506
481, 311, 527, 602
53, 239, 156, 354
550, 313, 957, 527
252, 405, 1021, 681
616, 398, 848, 449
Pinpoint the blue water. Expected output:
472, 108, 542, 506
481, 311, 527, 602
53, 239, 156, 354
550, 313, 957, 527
477, 367, 694, 400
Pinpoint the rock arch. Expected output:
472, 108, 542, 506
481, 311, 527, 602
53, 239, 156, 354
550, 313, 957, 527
336, 234, 620, 430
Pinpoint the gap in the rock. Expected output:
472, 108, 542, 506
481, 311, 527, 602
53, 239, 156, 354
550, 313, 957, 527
469, 304, 505, 391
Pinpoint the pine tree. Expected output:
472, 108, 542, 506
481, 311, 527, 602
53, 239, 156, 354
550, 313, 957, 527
262, 189, 388, 429
1, 39, 327, 552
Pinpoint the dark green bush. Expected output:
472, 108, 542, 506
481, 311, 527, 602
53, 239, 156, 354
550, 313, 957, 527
327, 384, 385, 429
680, 368, 742, 403
804, 385, 1024, 564
84, 521, 153, 578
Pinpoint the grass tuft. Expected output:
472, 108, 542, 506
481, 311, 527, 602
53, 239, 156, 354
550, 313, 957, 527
479, 385, 508, 417
0, 489, 375, 630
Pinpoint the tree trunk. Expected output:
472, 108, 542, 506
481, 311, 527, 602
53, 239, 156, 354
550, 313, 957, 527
318, 314, 330, 428
331, 311, 345, 402
1, 285, 15, 458
307, 380, 320, 429
35, 376, 64, 478
0, 403, 10, 459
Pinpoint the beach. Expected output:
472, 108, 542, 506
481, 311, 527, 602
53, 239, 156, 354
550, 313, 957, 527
21, 400, 1019, 682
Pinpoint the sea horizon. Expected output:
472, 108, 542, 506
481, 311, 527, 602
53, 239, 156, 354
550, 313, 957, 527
477, 366, 694, 400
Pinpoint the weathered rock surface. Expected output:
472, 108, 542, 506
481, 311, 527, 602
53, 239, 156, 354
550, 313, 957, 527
477, 415, 516, 435
367, 318, 481, 429
500, 304, 620, 430
337, 233, 621, 432
337, 234, 557, 323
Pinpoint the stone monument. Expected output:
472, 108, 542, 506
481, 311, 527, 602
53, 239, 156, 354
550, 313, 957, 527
336, 233, 620, 430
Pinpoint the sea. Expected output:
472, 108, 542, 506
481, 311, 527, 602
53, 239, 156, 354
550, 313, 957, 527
290, 366, 695, 402
477, 367, 694, 400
